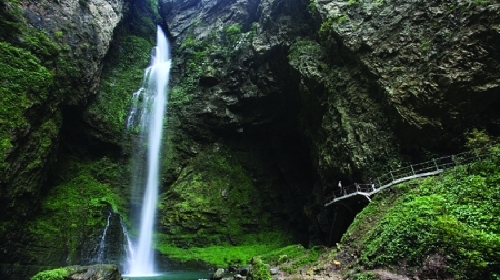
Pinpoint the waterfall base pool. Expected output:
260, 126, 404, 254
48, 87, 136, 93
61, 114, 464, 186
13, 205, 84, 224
123, 271, 212, 280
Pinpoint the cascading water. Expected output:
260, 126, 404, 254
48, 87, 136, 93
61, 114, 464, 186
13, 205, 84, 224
97, 212, 112, 264
120, 217, 135, 271
126, 26, 171, 276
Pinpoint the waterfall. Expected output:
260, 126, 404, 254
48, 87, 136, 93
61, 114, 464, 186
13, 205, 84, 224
120, 217, 135, 274
126, 26, 171, 276
97, 212, 112, 264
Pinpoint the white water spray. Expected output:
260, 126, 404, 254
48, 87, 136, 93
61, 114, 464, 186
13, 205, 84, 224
97, 212, 112, 264
126, 26, 171, 276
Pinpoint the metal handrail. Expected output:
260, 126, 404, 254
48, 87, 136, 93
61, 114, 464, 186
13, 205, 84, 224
324, 149, 495, 206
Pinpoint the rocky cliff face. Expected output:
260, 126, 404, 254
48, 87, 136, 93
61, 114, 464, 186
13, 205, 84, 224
0, 0, 125, 278
0, 0, 123, 221
158, 0, 500, 246
1, 0, 499, 277
155, 0, 317, 247
22, 0, 124, 101
310, 0, 500, 154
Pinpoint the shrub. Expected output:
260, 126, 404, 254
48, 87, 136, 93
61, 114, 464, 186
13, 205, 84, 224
354, 146, 500, 279
31, 268, 67, 280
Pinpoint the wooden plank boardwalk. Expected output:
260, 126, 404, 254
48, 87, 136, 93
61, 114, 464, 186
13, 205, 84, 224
324, 150, 489, 207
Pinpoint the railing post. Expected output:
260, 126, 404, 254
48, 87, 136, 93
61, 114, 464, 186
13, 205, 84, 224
433, 158, 439, 170
377, 177, 382, 187
390, 171, 394, 181
410, 164, 415, 175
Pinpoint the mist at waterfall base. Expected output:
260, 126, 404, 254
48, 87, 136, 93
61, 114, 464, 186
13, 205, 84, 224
124, 26, 171, 277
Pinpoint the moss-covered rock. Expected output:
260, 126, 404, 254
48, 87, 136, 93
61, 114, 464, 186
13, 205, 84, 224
339, 146, 500, 279
0, 40, 60, 221
30, 264, 121, 280
19, 156, 129, 267
1, 0, 125, 274
156, 0, 317, 249
83, 34, 154, 145
159, 147, 281, 247
82, 0, 160, 145
309, 0, 500, 153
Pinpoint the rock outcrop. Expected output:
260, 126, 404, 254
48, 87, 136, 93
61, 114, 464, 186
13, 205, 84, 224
0, 0, 125, 279
31, 264, 122, 280
311, 0, 500, 151
155, 0, 316, 247
1, 0, 499, 277
0, 0, 124, 220
157, 0, 500, 246
22, 0, 123, 101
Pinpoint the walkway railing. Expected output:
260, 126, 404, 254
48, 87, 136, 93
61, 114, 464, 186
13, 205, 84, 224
324, 150, 492, 207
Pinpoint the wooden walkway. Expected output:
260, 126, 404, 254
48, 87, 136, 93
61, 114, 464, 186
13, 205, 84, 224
324, 151, 489, 207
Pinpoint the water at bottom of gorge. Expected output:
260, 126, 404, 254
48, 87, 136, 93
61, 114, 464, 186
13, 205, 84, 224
124, 271, 213, 280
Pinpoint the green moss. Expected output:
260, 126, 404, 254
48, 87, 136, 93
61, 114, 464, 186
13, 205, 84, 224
354, 272, 378, 280
86, 35, 154, 139
29, 156, 127, 263
156, 236, 287, 267
343, 146, 500, 279
307, 0, 317, 12
30, 267, 67, 280
226, 23, 242, 34
82, 0, 159, 136
171, 33, 213, 110
258, 244, 324, 272
288, 39, 325, 69
0, 41, 53, 173
158, 149, 260, 244
318, 16, 349, 38
224, 23, 242, 44
168, 86, 195, 107
249, 257, 272, 280
157, 146, 298, 264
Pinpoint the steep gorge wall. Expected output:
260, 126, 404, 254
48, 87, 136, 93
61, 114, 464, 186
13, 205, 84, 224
156, 0, 316, 247
159, 0, 500, 246
1, 0, 499, 277
0, 0, 123, 223
0, 0, 127, 278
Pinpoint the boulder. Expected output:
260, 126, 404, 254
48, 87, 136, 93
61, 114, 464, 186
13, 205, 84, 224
211, 268, 225, 280
31, 264, 122, 280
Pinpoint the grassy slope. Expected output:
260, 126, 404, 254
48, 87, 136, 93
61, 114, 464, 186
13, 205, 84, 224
338, 146, 500, 279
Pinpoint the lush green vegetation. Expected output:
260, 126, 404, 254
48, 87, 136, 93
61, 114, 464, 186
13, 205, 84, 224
156, 236, 320, 275
224, 23, 243, 44
342, 145, 500, 279
1, 0, 88, 217
158, 148, 276, 246
30, 268, 67, 280
87, 34, 153, 140
0, 40, 54, 170
248, 257, 272, 280
29, 156, 127, 263
260, 245, 324, 274
80, 0, 158, 140
156, 240, 283, 267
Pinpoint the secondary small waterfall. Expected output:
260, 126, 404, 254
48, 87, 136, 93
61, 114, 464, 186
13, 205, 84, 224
120, 217, 135, 270
96, 212, 112, 264
126, 26, 171, 276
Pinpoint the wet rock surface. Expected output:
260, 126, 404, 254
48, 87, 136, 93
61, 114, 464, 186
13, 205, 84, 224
22, 0, 123, 100
158, 0, 500, 247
